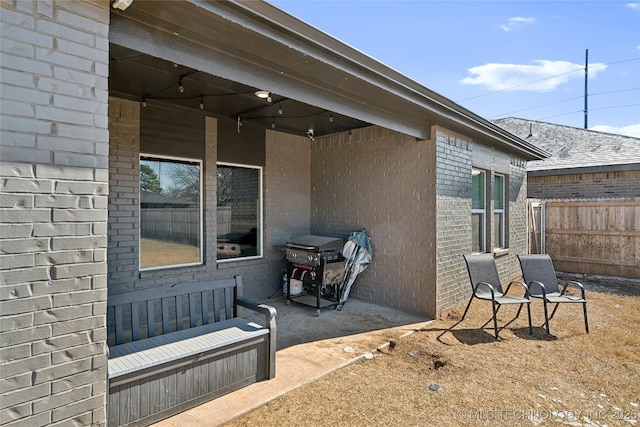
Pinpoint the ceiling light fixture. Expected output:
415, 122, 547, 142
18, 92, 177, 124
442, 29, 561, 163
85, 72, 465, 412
199, 96, 205, 110
255, 90, 272, 103
278, 104, 283, 115
112, 0, 133, 10
178, 78, 184, 93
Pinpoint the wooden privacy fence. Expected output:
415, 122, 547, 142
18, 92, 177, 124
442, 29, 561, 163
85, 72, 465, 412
141, 208, 199, 245
528, 199, 640, 279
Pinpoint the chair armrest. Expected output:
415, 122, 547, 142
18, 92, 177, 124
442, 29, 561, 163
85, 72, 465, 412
474, 281, 496, 299
237, 296, 277, 331
505, 280, 530, 297
528, 280, 547, 297
236, 296, 277, 380
562, 280, 586, 299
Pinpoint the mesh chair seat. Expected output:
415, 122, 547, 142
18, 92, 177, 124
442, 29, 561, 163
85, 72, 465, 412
541, 292, 585, 304
461, 254, 532, 339
518, 254, 589, 335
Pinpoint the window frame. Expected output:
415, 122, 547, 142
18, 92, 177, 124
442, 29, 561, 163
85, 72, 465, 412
493, 173, 506, 250
216, 161, 264, 263
471, 168, 487, 254
139, 153, 204, 272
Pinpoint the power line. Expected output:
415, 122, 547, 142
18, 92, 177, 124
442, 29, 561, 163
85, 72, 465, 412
457, 57, 640, 103
535, 103, 640, 121
490, 87, 640, 119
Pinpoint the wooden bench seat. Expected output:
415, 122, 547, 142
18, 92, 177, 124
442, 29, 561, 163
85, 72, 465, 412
106, 276, 276, 427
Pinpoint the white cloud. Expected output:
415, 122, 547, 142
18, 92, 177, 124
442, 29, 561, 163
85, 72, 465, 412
625, 3, 640, 11
590, 123, 640, 138
460, 60, 607, 92
500, 16, 537, 31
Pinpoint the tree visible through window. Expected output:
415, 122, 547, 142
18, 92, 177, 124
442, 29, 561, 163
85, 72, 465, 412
139, 155, 202, 270
216, 163, 262, 261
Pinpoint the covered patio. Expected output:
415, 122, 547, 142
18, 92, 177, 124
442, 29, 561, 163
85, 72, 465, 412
152, 295, 429, 426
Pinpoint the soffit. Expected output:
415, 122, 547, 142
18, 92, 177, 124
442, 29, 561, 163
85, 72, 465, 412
110, 0, 547, 159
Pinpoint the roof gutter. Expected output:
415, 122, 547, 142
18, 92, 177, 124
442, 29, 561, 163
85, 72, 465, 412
216, 1, 548, 160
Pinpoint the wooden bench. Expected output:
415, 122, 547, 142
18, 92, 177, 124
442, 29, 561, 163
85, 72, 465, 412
106, 276, 276, 427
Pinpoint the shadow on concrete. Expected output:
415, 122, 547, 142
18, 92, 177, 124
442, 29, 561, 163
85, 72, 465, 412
244, 293, 430, 350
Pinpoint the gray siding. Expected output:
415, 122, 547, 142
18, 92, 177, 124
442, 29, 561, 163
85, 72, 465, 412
0, 1, 110, 425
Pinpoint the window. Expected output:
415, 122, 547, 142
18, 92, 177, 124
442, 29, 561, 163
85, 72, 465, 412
471, 169, 486, 253
216, 163, 262, 261
139, 155, 202, 270
493, 174, 505, 249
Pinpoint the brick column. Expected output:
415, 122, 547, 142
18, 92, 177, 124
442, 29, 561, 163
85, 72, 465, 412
1, 1, 110, 426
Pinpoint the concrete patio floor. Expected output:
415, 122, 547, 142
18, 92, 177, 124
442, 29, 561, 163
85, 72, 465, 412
151, 293, 431, 427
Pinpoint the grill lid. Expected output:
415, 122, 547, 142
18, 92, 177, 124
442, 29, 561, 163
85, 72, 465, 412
286, 235, 343, 252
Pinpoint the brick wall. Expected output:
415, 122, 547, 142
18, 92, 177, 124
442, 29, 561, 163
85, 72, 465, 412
529, 170, 640, 199
107, 102, 308, 301
434, 128, 473, 315
433, 128, 529, 315
264, 130, 312, 294
311, 126, 437, 317
1, 1, 109, 425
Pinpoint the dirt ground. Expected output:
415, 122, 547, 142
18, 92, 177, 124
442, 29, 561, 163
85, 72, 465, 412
225, 278, 640, 427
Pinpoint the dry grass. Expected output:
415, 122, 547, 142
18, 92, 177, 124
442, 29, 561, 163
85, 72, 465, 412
140, 238, 200, 268
226, 282, 640, 427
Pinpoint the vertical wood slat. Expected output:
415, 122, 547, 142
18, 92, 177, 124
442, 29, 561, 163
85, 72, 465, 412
212, 289, 221, 322
225, 287, 234, 320
131, 302, 140, 341
147, 300, 155, 338
115, 305, 124, 345
189, 293, 197, 327
202, 291, 210, 325
162, 297, 171, 334
176, 295, 183, 330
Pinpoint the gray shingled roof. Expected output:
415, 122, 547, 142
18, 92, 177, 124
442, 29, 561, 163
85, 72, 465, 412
493, 118, 640, 173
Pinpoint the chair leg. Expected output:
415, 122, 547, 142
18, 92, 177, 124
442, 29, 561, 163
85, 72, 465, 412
526, 303, 532, 335
459, 295, 474, 322
542, 299, 550, 334
549, 302, 561, 321
491, 300, 499, 339
583, 302, 589, 334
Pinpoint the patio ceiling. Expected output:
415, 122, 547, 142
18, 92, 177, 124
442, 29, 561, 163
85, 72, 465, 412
109, 0, 548, 160
109, 44, 370, 138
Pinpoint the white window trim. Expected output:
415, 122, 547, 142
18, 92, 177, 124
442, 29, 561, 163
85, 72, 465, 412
472, 168, 487, 254
493, 173, 506, 250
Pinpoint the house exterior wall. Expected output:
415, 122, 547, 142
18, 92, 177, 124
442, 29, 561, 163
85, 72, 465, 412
107, 99, 309, 301
528, 170, 640, 199
310, 126, 438, 317
1, 1, 110, 426
434, 129, 473, 316
434, 127, 529, 316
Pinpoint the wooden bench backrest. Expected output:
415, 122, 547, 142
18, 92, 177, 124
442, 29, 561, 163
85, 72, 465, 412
107, 277, 242, 346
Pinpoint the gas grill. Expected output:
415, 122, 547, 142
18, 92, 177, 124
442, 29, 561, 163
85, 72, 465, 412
285, 235, 345, 316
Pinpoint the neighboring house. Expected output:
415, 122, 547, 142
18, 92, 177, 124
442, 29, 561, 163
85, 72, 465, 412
494, 117, 640, 278
1, 1, 546, 426
494, 117, 640, 199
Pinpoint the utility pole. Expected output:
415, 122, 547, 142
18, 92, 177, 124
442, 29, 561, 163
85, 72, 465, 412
584, 49, 588, 129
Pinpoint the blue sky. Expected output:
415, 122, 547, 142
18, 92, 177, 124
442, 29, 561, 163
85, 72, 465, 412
269, 1, 640, 137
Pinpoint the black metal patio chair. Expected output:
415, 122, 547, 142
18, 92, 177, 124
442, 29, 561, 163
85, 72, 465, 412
517, 254, 589, 335
461, 254, 532, 339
